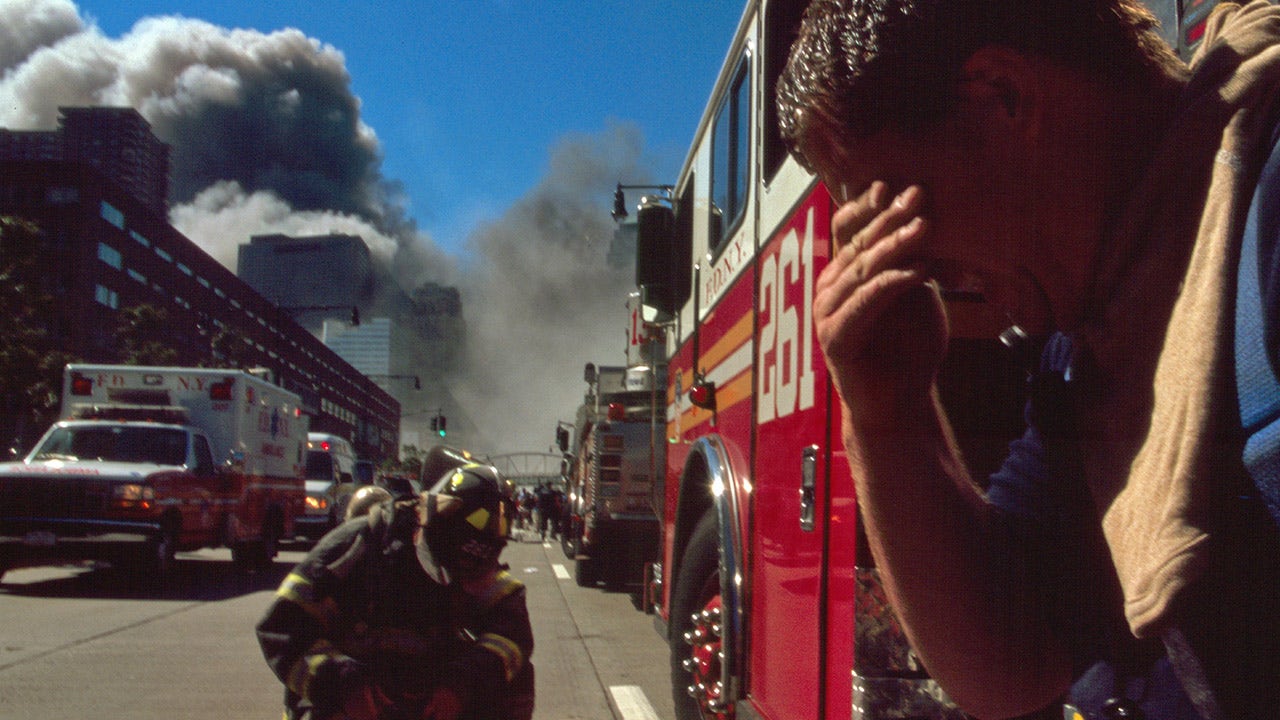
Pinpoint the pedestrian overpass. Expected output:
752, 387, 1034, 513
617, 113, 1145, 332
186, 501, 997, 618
488, 452, 563, 488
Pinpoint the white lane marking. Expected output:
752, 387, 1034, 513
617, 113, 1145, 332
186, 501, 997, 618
552, 563, 570, 580
609, 685, 660, 720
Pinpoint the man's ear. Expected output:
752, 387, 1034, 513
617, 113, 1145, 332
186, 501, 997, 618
956, 46, 1043, 140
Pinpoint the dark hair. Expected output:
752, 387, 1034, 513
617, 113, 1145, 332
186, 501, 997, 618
777, 0, 1178, 167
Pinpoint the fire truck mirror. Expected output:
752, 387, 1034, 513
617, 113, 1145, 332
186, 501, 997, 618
635, 200, 687, 319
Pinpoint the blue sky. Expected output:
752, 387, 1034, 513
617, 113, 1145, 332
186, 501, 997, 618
72, 0, 745, 255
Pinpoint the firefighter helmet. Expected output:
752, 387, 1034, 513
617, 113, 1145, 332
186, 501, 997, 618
345, 484, 393, 520
424, 463, 514, 573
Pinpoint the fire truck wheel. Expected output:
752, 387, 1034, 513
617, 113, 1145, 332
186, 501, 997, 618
574, 556, 599, 587
560, 527, 577, 559
670, 510, 729, 720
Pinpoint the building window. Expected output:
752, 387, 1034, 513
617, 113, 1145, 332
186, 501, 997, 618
197, 276, 210, 288
176, 262, 193, 276
94, 284, 119, 309
155, 247, 172, 262
100, 201, 125, 229
97, 242, 123, 270
127, 268, 147, 284
130, 230, 151, 247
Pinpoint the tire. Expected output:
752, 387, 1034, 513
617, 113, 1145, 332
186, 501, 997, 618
230, 541, 255, 572
670, 510, 726, 720
125, 523, 178, 578
232, 519, 278, 573
153, 525, 178, 575
574, 555, 599, 588
560, 524, 576, 559
259, 511, 281, 566
561, 518, 580, 559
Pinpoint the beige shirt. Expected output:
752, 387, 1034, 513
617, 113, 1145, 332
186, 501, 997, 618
1074, 0, 1280, 637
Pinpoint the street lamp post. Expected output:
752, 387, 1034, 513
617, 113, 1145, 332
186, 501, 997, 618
611, 182, 674, 221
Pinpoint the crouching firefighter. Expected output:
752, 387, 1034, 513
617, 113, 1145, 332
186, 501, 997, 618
256, 463, 534, 720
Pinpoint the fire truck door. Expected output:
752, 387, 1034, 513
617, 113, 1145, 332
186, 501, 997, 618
749, 190, 853, 719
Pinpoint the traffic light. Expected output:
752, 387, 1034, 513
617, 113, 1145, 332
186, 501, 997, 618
437, 415, 447, 437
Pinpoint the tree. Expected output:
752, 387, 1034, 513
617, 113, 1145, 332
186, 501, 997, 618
397, 444, 427, 480
115, 304, 181, 366
204, 325, 261, 370
0, 216, 77, 453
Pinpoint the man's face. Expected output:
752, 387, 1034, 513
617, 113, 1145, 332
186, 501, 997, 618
801, 116, 1052, 332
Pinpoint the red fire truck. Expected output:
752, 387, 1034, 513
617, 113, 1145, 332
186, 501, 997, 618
626, 1, 1220, 718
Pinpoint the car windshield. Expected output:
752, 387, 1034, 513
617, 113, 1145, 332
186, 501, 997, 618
305, 451, 334, 481
33, 425, 188, 466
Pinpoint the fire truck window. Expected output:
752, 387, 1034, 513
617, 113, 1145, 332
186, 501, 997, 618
763, 0, 807, 182
710, 58, 750, 256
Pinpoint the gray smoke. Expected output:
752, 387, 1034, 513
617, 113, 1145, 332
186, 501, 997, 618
454, 124, 649, 452
0, 0, 655, 455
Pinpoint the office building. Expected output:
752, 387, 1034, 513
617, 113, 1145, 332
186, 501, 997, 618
1, 110, 400, 461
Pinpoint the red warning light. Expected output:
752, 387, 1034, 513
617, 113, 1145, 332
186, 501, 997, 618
70, 373, 93, 396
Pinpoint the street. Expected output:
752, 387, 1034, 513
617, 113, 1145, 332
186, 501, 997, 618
0, 532, 675, 720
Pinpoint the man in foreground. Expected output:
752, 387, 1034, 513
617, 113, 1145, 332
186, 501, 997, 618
778, 1, 1280, 717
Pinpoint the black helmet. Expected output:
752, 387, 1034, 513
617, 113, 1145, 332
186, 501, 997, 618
345, 485, 393, 520
425, 463, 514, 572
419, 445, 473, 489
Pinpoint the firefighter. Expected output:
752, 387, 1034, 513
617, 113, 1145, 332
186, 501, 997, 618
256, 462, 534, 720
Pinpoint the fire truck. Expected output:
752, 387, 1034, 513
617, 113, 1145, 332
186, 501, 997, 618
0, 365, 308, 579
625, 1, 1221, 719
558, 361, 663, 590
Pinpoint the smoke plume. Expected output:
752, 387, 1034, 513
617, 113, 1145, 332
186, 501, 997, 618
1, 0, 656, 454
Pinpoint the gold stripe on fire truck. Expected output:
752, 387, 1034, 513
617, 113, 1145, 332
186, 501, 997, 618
667, 311, 753, 406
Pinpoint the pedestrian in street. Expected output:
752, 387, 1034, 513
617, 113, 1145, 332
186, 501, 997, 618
777, 1, 1280, 717
534, 482, 556, 542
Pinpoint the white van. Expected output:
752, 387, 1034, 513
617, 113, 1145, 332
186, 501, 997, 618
296, 432, 358, 540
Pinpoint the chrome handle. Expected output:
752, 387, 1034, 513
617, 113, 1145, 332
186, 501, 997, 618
799, 445, 817, 532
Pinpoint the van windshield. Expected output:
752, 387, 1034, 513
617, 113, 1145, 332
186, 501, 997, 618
305, 451, 334, 481
34, 425, 188, 466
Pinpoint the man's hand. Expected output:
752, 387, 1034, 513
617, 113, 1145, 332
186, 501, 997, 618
815, 181, 947, 419
419, 686, 463, 720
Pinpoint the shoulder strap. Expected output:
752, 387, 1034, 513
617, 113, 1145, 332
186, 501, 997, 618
1235, 125, 1280, 525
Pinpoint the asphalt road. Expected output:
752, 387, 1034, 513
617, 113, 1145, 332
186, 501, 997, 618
0, 531, 675, 719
